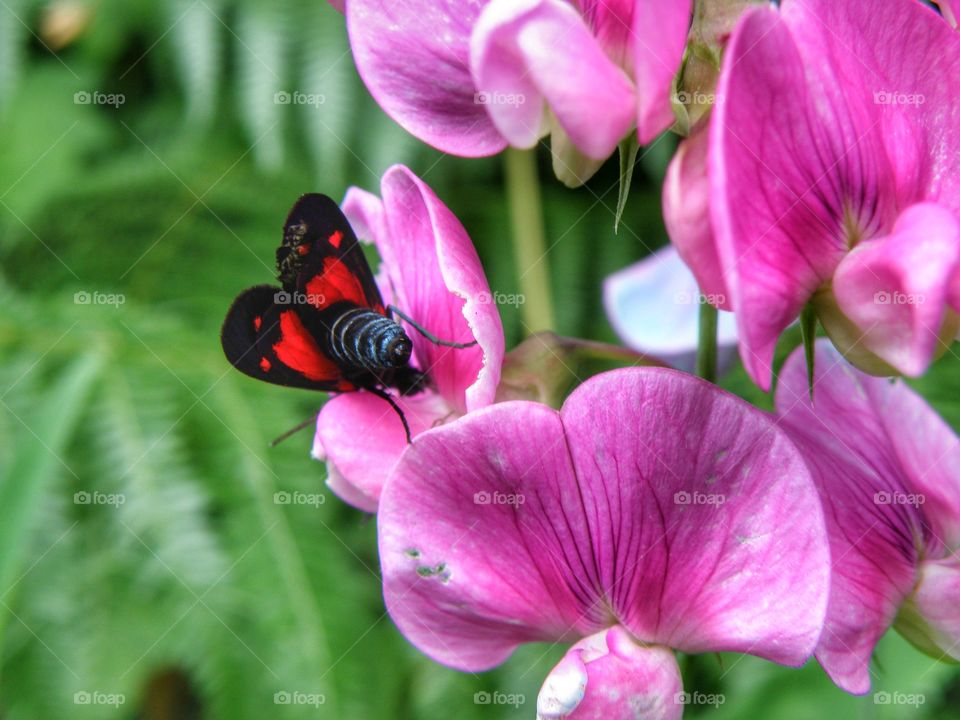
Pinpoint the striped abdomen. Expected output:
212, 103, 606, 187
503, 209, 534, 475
327, 308, 412, 371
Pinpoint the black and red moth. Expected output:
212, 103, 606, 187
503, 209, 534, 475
220, 193, 472, 441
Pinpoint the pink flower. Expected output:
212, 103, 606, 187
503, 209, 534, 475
672, 0, 960, 389
379, 369, 830, 718
603, 245, 738, 373
337, 0, 692, 182
776, 340, 960, 694
312, 165, 504, 512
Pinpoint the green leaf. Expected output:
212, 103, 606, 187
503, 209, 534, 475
615, 135, 640, 234
0, 353, 101, 624
800, 303, 818, 400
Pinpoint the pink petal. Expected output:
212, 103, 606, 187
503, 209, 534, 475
313, 390, 451, 511
603, 245, 737, 371
326, 0, 344, 13
577, 0, 636, 64
559, 370, 828, 662
900, 557, 960, 662
710, 6, 874, 388
344, 0, 506, 157
774, 340, 958, 692
833, 203, 960, 377
378, 368, 828, 671
632, 0, 693, 143
378, 165, 504, 414
341, 186, 386, 247
538, 627, 683, 720
470, 0, 636, 159
938, 0, 958, 28
664, 124, 730, 310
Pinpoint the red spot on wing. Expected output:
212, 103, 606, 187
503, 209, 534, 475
297, 244, 311, 256
272, 311, 341, 382
260, 357, 272, 372
336, 380, 356, 392
329, 230, 343, 248
253, 316, 262, 331
305, 257, 369, 309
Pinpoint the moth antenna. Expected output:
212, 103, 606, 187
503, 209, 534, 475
388, 305, 478, 349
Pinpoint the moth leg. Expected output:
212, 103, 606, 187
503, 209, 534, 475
366, 386, 412, 444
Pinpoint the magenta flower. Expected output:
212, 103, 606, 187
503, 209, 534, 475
776, 340, 960, 694
604, 245, 738, 372
673, 0, 960, 389
378, 369, 830, 718
337, 0, 692, 181
312, 165, 504, 512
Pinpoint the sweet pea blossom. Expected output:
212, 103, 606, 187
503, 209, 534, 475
604, 245, 738, 372
776, 340, 960, 694
379, 368, 830, 719
312, 165, 504, 512
336, 0, 692, 183
670, 0, 960, 389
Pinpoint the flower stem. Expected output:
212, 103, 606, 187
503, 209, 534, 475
696, 301, 718, 383
505, 147, 555, 333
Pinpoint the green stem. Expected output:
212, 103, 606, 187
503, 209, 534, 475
504, 147, 555, 333
696, 301, 718, 383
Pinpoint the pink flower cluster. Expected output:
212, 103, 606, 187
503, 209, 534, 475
308, 1, 960, 717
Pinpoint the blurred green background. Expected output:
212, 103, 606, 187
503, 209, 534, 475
0, 1, 958, 718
